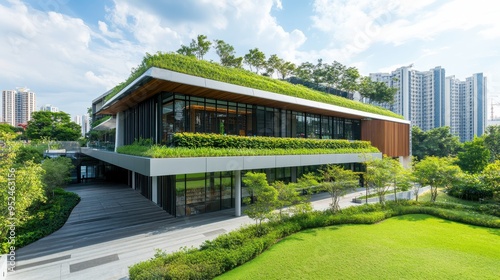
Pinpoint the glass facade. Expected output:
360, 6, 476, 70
122, 92, 361, 145
122, 91, 365, 217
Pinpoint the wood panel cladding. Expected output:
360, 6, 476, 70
361, 119, 410, 157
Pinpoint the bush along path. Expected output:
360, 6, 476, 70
129, 200, 500, 280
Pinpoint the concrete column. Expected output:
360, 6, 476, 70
131, 171, 136, 190
114, 111, 124, 152
152, 176, 158, 204
399, 156, 412, 169
234, 170, 241, 217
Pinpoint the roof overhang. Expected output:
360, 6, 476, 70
98, 67, 410, 124
93, 117, 116, 131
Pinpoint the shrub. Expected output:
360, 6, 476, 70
1, 188, 80, 253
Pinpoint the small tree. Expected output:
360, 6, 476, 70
242, 172, 277, 229
191, 34, 212, 60
321, 165, 359, 212
413, 156, 461, 202
244, 48, 266, 74
272, 180, 309, 220
42, 157, 74, 197
365, 156, 401, 205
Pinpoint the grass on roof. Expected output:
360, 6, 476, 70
105, 52, 403, 119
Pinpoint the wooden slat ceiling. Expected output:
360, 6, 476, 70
99, 78, 372, 120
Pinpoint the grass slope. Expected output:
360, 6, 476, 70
218, 214, 500, 280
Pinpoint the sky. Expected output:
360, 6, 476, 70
1, 0, 499, 120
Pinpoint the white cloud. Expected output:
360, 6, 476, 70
309, 0, 500, 62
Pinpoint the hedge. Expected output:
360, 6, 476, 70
128, 201, 500, 279
104, 52, 403, 119
173, 133, 374, 150
117, 133, 380, 158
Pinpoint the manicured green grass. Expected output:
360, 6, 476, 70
218, 214, 500, 280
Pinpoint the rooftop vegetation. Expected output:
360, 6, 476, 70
104, 52, 403, 119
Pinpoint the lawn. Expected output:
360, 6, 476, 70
217, 214, 500, 280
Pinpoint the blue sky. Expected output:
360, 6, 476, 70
1, 0, 499, 119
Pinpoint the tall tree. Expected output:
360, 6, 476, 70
26, 111, 81, 141
294, 61, 315, 83
320, 165, 359, 212
214, 39, 242, 68
323, 61, 344, 91
483, 125, 500, 161
276, 61, 296, 80
411, 126, 462, 160
457, 137, 490, 174
264, 54, 281, 78
190, 34, 212, 60
0, 140, 46, 241
176, 45, 195, 57
339, 66, 360, 94
244, 48, 266, 74
358, 77, 397, 104
413, 156, 461, 202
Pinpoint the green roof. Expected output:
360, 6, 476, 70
105, 52, 403, 119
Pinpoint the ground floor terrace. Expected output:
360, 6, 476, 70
81, 148, 379, 217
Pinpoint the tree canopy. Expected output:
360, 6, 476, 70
483, 125, 500, 161
413, 156, 462, 202
26, 111, 81, 141
412, 126, 462, 160
244, 48, 266, 74
358, 76, 397, 104
457, 137, 490, 174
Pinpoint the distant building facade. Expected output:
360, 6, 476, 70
74, 114, 90, 136
2, 87, 36, 127
40, 104, 59, 112
370, 66, 486, 142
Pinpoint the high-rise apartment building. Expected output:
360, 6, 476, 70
2, 87, 36, 127
445, 74, 487, 141
40, 104, 59, 112
370, 67, 486, 142
74, 114, 90, 136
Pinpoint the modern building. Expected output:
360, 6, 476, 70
83, 54, 410, 218
1, 87, 36, 127
371, 66, 486, 142
74, 114, 90, 136
40, 104, 59, 112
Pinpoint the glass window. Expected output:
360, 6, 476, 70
295, 112, 305, 138
174, 99, 186, 133
162, 102, 174, 144
185, 173, 206, 215
321, 116, 331, 139
176, 174, 186, 216
306, 114, 320, 139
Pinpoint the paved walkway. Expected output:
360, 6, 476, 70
6, 183, 369, 280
